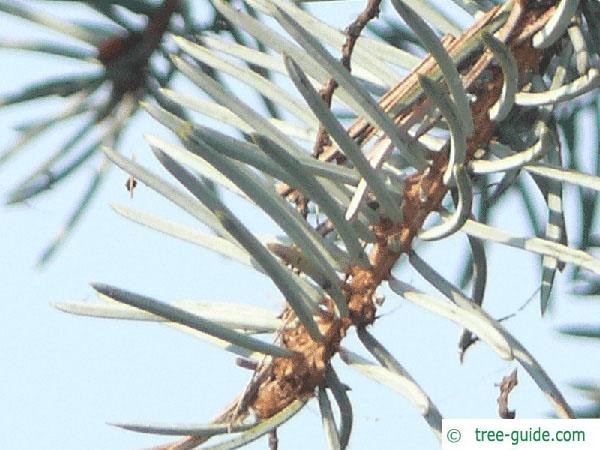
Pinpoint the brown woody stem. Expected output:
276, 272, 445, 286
313, 0, 382, 157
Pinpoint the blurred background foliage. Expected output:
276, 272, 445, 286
0, 0, 277, 264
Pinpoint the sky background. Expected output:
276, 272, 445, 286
1, 1, 599, 449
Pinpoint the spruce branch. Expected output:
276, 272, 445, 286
150, 2, 586, 448
11, 0, 599, 445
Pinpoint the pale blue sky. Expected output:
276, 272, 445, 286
1, 2, 599, 449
